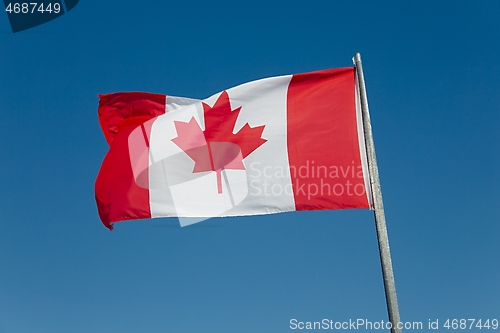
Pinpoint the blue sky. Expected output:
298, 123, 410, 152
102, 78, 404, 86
0, 1, 499, 332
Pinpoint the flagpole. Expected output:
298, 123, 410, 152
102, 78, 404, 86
353, 53, 402, 333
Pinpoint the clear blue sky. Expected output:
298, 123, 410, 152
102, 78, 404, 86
0, 1, 499, 332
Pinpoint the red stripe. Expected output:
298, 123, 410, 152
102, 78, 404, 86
98, 92, 166, 145
286, 68, 370, 211
95, 93, 165, 229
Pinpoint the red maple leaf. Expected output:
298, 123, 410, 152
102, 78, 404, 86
172, 91, 266, 194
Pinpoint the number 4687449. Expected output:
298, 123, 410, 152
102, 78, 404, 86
443, 319, 499, 330
5, 3, 61, 14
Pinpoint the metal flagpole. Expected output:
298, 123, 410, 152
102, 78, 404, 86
353, 53, 402, 333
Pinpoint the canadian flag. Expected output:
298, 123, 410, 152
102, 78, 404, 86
95, 67, 372, 229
